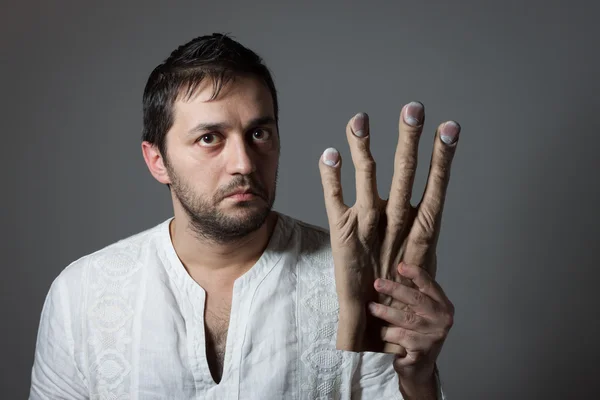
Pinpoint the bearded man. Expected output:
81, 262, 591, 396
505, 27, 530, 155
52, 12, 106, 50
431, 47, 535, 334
30, 33, 460, 400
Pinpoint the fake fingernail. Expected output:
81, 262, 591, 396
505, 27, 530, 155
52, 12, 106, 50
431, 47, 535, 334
440, 121, 461, 145
322, 148, 340, 167
404, 101, 424, 127
352, 112, 368, 137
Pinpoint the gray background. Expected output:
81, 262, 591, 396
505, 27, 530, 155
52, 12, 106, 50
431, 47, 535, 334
2, 0, 599, 398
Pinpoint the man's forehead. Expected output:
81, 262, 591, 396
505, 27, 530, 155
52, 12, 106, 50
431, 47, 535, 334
172, 76, 274, 123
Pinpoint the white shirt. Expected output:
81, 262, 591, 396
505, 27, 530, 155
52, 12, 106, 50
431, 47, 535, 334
30, 213, 446, 399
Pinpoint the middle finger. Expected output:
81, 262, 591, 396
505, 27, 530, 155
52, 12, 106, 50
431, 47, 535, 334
386, 101, 425, 228
373, 278, 437, 317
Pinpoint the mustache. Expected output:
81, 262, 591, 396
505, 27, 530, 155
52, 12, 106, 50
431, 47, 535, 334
218, 176, 267, 200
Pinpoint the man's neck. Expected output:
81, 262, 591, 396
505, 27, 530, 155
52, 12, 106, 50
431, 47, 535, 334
169, 211, 279, 286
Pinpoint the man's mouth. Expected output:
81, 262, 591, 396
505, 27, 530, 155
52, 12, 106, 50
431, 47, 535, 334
224, 187, 261, 201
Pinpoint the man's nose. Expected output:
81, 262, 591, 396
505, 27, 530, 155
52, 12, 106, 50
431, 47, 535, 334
226, 136, 256, 176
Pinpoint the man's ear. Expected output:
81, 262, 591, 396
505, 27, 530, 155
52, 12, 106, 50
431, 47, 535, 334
141, 141, 171, 185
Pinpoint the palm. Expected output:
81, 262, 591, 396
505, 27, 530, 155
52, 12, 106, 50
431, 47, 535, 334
319, 104, 459, 354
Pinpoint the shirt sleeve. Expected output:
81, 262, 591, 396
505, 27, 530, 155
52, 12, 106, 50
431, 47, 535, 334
351, 351, 447, 399
29, 277, 89, 399
433, 363, 447, 400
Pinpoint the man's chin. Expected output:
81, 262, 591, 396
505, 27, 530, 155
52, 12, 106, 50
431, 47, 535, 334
219, 201, 271, 219
220, 195, 270, 210
219, 207, 271, 238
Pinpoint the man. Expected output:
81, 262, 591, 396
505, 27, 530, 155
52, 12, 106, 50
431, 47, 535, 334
30, 33, 459, 399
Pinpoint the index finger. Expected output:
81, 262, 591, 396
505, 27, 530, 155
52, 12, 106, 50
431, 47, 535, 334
397, 262, 450, 306
346, 112, 379, 208
318, 147, 348, 223
374, 278, 438, 316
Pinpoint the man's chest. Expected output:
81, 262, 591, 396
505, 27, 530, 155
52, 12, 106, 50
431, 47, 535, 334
204, 297, 231, 383
80, 253, 363, 399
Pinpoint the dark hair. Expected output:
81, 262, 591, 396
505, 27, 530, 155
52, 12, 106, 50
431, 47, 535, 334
141, 33, 279, 167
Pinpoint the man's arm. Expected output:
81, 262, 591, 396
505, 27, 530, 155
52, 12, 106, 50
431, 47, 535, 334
30, 277, 88, 399
398, 364, 446, 400
351, 353, 446, 399
369, 262, 454, 400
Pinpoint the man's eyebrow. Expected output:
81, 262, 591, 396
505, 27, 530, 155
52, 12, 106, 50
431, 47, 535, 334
188, 116, 277, 135
249, 116, 277, 127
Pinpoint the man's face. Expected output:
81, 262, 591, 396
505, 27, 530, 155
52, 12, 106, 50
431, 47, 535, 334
164, 75, 280, 242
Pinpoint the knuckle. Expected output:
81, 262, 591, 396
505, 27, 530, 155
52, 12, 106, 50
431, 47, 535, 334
405, 125, 424, 136
405, 330, 418, 344
415, 208, 438, 234
386, 207, 410, 231
395, 158, 417, 176
447, 300, 456, 317
365, 207, 379, 220
328, 185, 343, 199
412, 290, 425, 304
421, 269, 431, 282
390, 284, 404, 300
432, 330, 446, 342
404, 311, 417, 326
394, 328, 408, 343
431, 307, 453, 333
363, 208, 380, 227
336, 215, 355, 243
377, 279, 390, 293
334, 211, 351, 231
357, 158, 376, 174
444, 312, 454, 329
432, 302, 454, 330
390, 191, 412, 209
422, 278, 434, 293
411, 352, 423, 362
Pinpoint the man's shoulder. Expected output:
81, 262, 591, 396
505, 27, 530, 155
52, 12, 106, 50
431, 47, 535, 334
279, 212, 329, 244
278, 213, 333, 267
54, 218, 170, 287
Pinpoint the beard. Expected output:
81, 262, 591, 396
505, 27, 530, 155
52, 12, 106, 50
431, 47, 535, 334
167, 164, 278, 244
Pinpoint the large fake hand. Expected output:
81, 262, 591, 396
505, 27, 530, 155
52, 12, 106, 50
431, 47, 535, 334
318, 102, 460, 354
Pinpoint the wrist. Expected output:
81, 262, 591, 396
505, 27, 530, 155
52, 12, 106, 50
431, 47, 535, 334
398, 364, 438, 400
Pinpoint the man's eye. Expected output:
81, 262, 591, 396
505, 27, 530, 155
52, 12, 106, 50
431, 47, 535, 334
252, 129, 271, 141
198, 134, 222, 146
